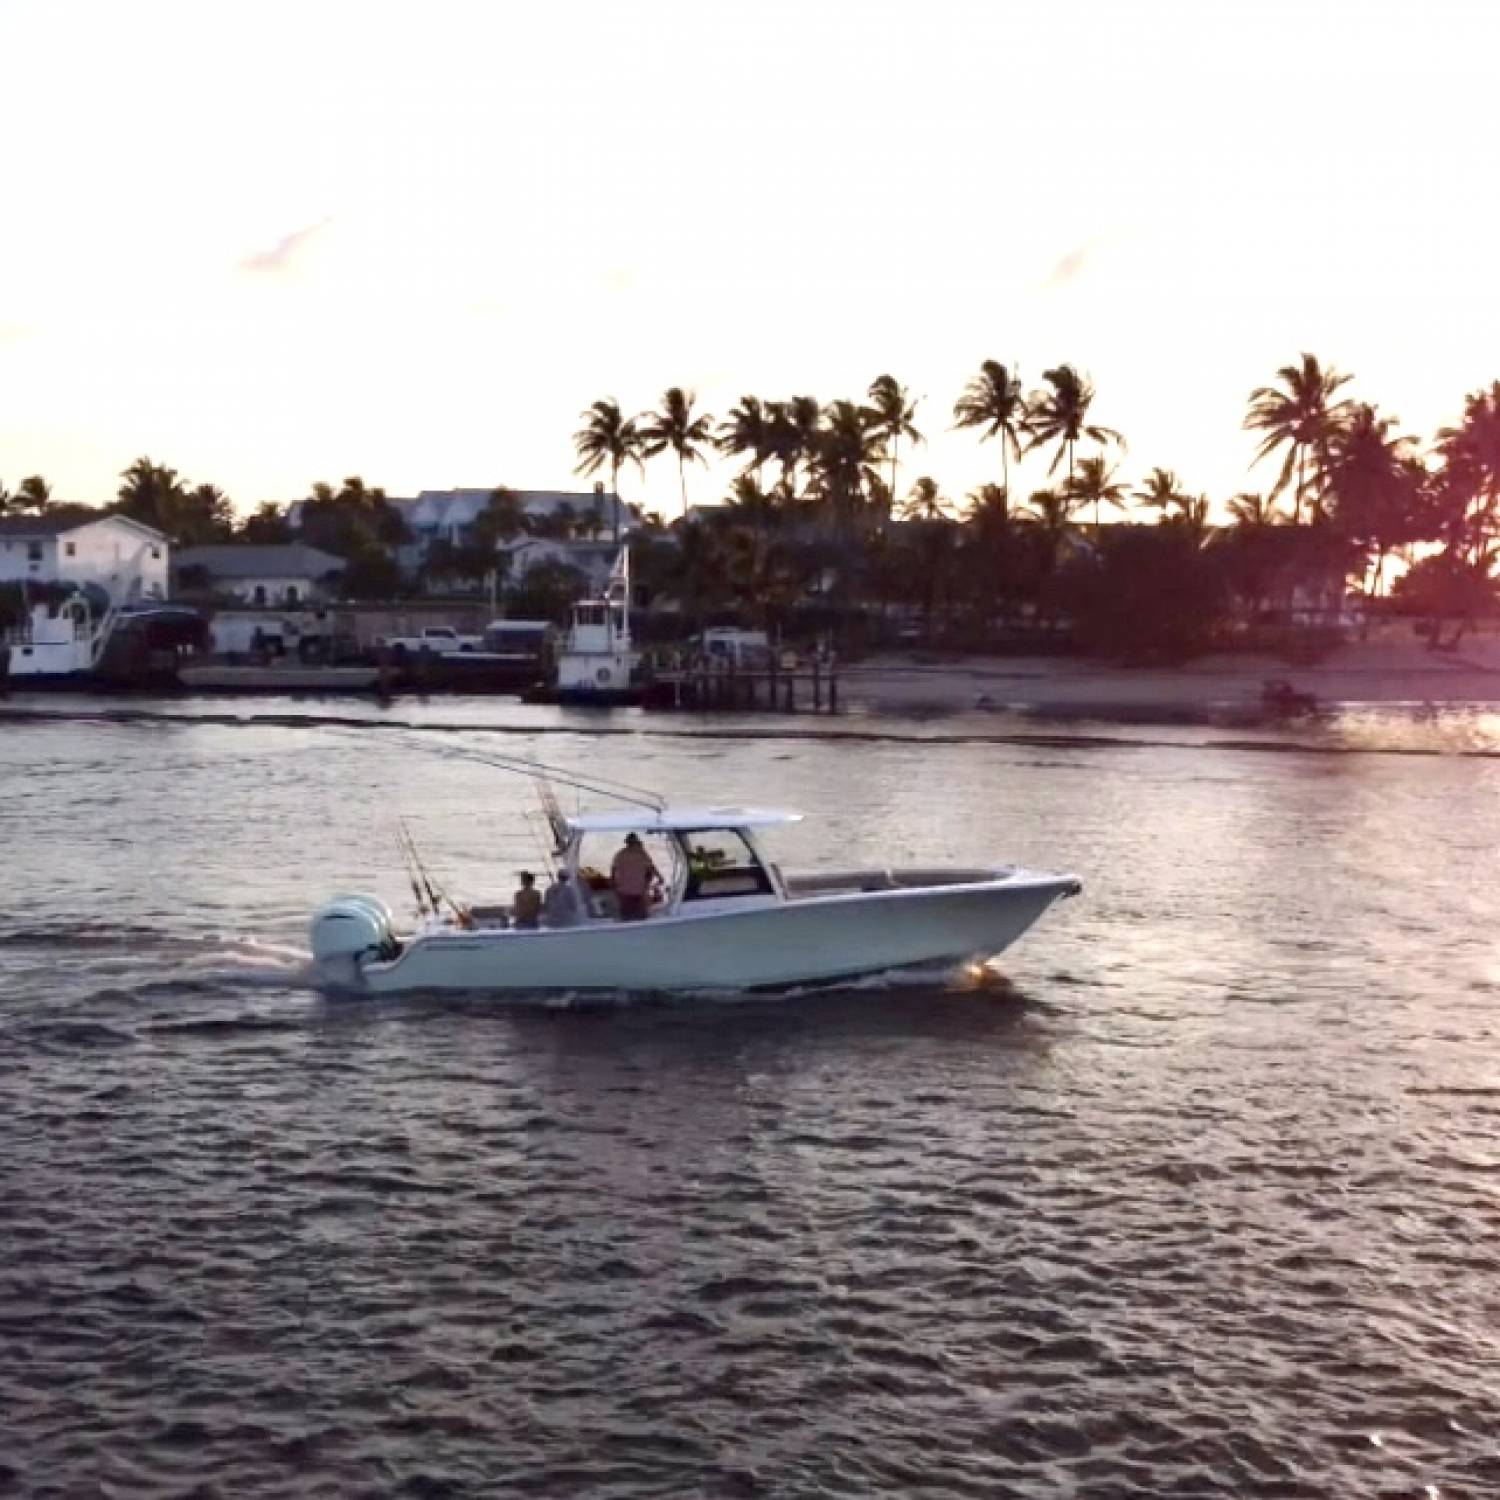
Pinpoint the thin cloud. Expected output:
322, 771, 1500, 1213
241, 216, 333, 275
1045, 241, 1093, 291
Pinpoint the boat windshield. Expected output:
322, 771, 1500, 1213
678, 828, 774, 901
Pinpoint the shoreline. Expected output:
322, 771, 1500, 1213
838, 642, 1500, 717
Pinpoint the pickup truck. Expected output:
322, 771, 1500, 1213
372, 625, 487, 656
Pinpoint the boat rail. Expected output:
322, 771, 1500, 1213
782, 866, 1015, 897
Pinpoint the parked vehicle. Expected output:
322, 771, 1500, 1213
373, 625, 486, 656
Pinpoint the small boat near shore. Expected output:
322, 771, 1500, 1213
311, 779, 1081, 994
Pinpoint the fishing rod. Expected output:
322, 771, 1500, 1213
393, 819, 432, 918
399, 816, 442, 914
399, 816, 472, 926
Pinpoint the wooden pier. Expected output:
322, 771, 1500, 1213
649, 658, 840, 714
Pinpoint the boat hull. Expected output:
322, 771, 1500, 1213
343, 873, 1079, 994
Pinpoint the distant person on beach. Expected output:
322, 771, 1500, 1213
610, 833, 660, 921
511, 871, 542, 930
542, 870, 581, 928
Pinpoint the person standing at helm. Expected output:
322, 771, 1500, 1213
610, 833, 659, 921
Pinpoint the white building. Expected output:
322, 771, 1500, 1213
393, 486, 630, 548
174, 543, 346, 606
502, 538, 623, 594
0, 512, 169, 599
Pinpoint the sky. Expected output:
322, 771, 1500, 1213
0, 0, 1496, 519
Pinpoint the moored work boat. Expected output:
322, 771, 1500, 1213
310, 764, 1081, 994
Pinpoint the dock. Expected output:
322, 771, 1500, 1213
649, 659, 840, 713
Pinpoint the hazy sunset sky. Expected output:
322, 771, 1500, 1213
0, 0, 1495, 517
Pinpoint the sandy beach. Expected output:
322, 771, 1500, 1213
840, 636, 1500, 718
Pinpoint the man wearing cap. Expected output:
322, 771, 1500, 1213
610, 833, 660, 922
512, 870, 542, 930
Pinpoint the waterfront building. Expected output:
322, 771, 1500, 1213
173, 543, 347, 606
0, 513, 169, 599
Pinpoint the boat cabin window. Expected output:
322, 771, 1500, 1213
574, 603, 607, 627
679, 828, 773, 901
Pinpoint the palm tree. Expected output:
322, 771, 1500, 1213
573, 398, 644, 544
1226, 492, 1276, 528
716, 396, 776, 485
867, 375, 923, 504
809, 400, 886, 536
1162, 494, 1211, 541
952, 360, 1028, 492
1067, 454, 1129, 529
965, 482, 1010, 530
764, 395, 823, 505
724, 472, 779, 534
640, 387, 714, 518
116, 457, 187, 535
1134, 466, 1187, 518
178, 483, 235, 545
900, 475, 950, 523
1021, 485, 1086, 535
1325, 404, 1422, 592
1437, 382, 1500, 566
1244, 353, 1355, 525
1025, 365, 1121, 492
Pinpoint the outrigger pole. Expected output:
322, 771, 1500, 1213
341, 727, 668, 812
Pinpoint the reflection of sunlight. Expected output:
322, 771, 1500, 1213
1329, 706, 1500, 757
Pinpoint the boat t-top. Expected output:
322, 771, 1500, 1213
311, 746, 1081, 994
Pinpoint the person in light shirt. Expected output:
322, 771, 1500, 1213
542, 870, 582, 928
610, 833, 660, 922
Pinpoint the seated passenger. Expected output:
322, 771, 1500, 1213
511, 871, 542, 930
610, 833, 660, 922
542, 870, 582, 928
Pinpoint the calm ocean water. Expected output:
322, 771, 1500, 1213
2, 696, 1498, 1498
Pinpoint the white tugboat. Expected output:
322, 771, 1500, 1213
546, 546, 641, 705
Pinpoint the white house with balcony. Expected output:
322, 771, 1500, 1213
173, 543, 346, 606
0, 512, 169, 599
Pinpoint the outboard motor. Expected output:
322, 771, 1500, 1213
310, 895, 399, 984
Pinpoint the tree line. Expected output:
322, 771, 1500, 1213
5, 354, 1498, 649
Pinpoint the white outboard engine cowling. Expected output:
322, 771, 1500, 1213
310, 895, 399, 981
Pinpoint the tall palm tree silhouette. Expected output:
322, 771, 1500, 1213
573, 398, 644, 544
1244, 353, 1354, 525
1068, 454, 1129, 529
1134, 466, 1188, 519
640, 387, 714, 518
866, 375, 924, 504
1026, 365, 1121, 493
716, 395, 775, 483
952, 360, 1028, 493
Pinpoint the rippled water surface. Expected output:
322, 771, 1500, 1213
3, 699, 1499, 1497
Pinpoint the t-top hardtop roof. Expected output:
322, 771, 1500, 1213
564, 807, 804, 834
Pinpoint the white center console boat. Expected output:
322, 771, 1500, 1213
311, 804, 1080, 995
